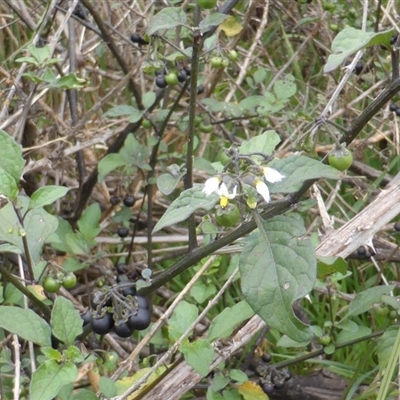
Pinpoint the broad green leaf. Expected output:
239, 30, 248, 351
239, 94, 267, 110
199, 13, 228, 33
208, 301, 254, 342
128, 108, 144, 123
48, 73, 86, 89
147, 7, 187, 35
143, 91, 156, 109
98, 153, 126, 182
168, 301, 198, 341
273, 75, 297, 100
324, 27, 394, 73
0, 168, 18, 200
0, 306, 51, 346
120, 135, 151, 170
157, 173, 180, 195
70, 389, 99, 400
0, 243, 22, 254
180, 339, 214, 377
29, 186, 69, 210
40, 347, 63, 362
51, 297, 83, 345
0, 201, 58, 264
65, 232, 92, 255
1, 126, 26, 179
230, 369, 248, 384
377, 326, 398, 372
211, 373, 230, 391
30, 360, 78, 400
240, 214, 316, 343
46, 217, 75, 253
152, 185, 218, 233
268, 155, 342, 193
202, 98, 242, 117
190, 281, 217, 304
27, 43, 52, 65
239, 130, 280, 156
336, 325, 371, 344
317, 256, 347, 278
77, 203, 101, 239
104, 105, 136, 118
99, 377, 118, 398
381, 295, 400, 310
342, 285, 395, 320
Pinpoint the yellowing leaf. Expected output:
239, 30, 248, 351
27, 285, 47, 301
238, 381, 269, 400
221, 16, 242, 37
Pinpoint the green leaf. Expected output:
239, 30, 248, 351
70, 389, 99, 400
104, 105, 136, 118
120, 135, 151, 170
27, 43, 52, 65
342, 285, 395, 320
0, 243, 22, 254
0, 306, 51, 346
202, 98, 243, 117
324, 27, 394, 73
268, 155, 342, 193
0, 168, 18, 200
65, 232, 92, 255
239, 95, 266, 111
199, 13, 228, 33
240, 214, 316, 343
230, 369, 248, 384
239, 130, 281, 156
51, 297, 83, 345
180, 339, 214, 377
377, 326, 399, 372
168, 301, 198, 341
99, 376, 118, 398
30, 360, 78, 400
98, 153, 126, 182
29, 186, 69, 210
40, 347, 63, 362
77, 203, 101, 239
273, 75, 297, 100
208, 301, 254, 342
157, 173, 180, 195
48, 73, 86, 89
0, 129, 24, 181
147, 7, 187, 35
190, 281, 217, 304
143, 91, 156, 109
152, 185, 218, 233
381, 295, 400, 310
336, 324, 371, 344
317, 256, 347, 278
128, 108, 144, 123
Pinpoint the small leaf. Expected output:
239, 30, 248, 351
239, 95, 267, 111
143, 91, 156, 109
190, 281, 217, 304
153, 185, 218, 233
30, 360, 78, 400
104, 105, 136, 118
208, 301, 254, 342
99, 377, 118, 398
343, 285, 395, 320
268, 155, 342, 193
147, 7, 187, 35
48, 73, 86, 89
0, 306, 51, 347
317, 256, 347, 278
239, 130, 281, 156
220, 15, 243, 37
27, 43, 52, 65
128, 109, 144, 123
98, 153, 126, 182
168, 301, 198, 341
29, 186, 69, 210
180, 339, 214, 377
77, 203, 101, 239
199, 13, 228, 33
0, 168, 19, 200
157, 173, 180, 195
240, 214, 316, 343
273, 75, 297, 100
51, 297, 83, 345
377, 326, 398, 372
238, 381, 268, 400
336, 325, 371, 344
324, 27, 394, 73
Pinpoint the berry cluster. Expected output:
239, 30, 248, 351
155, 66, 191, 89
252, 353, 292, 395
83, 264, 151, 337
43, 272, 77, 293
389, 103, 400, 117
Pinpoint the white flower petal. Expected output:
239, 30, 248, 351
263, 167, 285, 183
203, 176, 220, 195
255, 180, 270, 203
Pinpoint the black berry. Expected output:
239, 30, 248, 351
130, 33, 149, 45
184, 66, 191, 76
394, 222, 400, 231
262, 383, 274, 395
197, 84, 205, 94
390, 34, 398, 46
110, 196, 120, 206
178, 70, 187, 82
123, 195, 136, 207
261, 353, 271, 363
127, 307, 151, 330
121, 284, 137, 297
117, 227, 129, 238
156, 75, 167, 88
354, 62, 363, 75
273, 380, 284, 390
116, 263, 128, 274
81, 310, 92, 326
114, 322, 134, 338
73, 4, 87, 20
357, 246, 366, 256
395, 108, 400, 117
91, 313, 114, 335
390, 103, 398, 112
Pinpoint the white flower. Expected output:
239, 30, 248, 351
255, 180, 270, 203
262, 167, 285, 183
203, 176, 221, 195
216, 183, 237, 208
